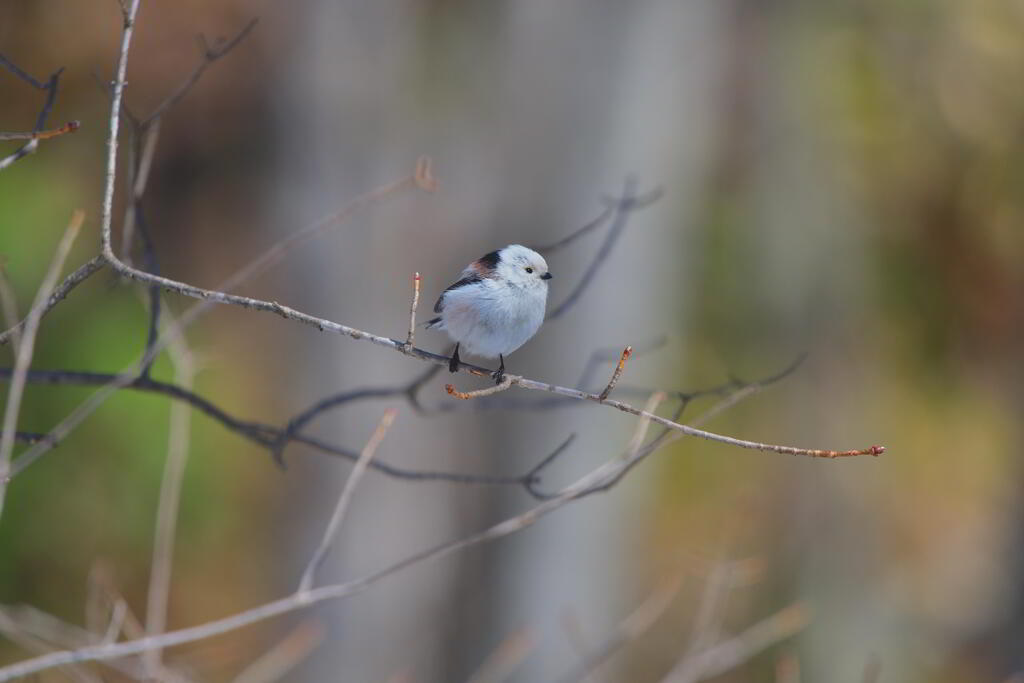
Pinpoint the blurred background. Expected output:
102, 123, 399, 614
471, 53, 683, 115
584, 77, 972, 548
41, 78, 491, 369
2, 0, 1023, 681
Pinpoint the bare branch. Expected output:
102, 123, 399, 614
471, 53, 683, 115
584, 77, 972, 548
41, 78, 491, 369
298, 409, 397, 594
39, 247, 883, 459
0, 210, 84, 518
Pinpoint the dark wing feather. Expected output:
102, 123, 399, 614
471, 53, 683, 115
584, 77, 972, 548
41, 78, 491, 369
433, 275, 482, 313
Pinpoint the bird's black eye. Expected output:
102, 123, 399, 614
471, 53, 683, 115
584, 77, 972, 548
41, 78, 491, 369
525, 267, 534, 274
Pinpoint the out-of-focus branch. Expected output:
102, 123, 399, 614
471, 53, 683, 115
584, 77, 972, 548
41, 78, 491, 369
465, 628, 534, 683
531, 184, 662, 254
547, 180, 663, 320
0, 211, 84, 519
140, 19, 259, 128
142, 305, 197, 679
660, 603, 810, 683
0, 263, 22, 352
0, 402, 680, 681
298, 410, 397, 595
230, 620, 325, 683
0, 367, 576, 496
555, 574, 684, 683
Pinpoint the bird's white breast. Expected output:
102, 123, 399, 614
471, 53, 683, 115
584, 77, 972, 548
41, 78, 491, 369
440, 279, 547, 358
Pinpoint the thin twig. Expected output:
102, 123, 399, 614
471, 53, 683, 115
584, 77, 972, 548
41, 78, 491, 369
101, 600, 127, 646
660, 603, 810, 683
598, 346, 632, 401
298, 410, 398, 594
0, 263, 22, 352
0, 257, 105, 346
0, 121, 80, 140
0, 610, 104, 683
556, 574, 684, 683
0, 56, 67, 170
665, 562, 738, 683
547, 179, 657, 320
532, 185, 662, 253
775, 653, 801, 683
404, 272, 420, 349
445, 375, 513, 400
413, 155, 438, 192
0, 210, 84, 519
532, 204, 616, 253
465, 628, 534, 683
121, 117, 161, 268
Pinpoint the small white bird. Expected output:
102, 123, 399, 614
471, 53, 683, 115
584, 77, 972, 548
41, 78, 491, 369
426, 244, 552, 383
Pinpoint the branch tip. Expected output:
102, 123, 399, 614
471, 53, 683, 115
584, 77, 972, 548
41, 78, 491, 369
414, 156, 438, 192
598, 346, 632, 401
405, 272, 421, 348
445, 376, 513, 400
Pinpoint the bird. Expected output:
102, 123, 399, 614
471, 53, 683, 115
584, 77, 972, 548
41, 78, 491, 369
425, 244, 552, 384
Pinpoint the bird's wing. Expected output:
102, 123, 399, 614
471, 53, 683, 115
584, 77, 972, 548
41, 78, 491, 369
434, 274, 482, 313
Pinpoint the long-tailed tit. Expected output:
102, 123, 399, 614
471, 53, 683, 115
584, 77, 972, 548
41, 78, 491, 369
426, 244, 552, 383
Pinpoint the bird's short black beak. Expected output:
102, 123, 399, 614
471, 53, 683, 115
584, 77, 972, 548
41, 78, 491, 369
542, 272, 553, 280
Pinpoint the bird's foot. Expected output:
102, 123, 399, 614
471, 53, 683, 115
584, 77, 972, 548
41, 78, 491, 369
449, 343, 461, 373
491, 354, 506, 385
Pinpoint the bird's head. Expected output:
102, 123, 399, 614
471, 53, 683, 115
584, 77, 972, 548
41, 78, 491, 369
487, 244, 552, 289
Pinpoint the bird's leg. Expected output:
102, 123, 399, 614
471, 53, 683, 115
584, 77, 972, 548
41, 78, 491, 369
449, 343, 461, 373
491, 354, 506, 385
